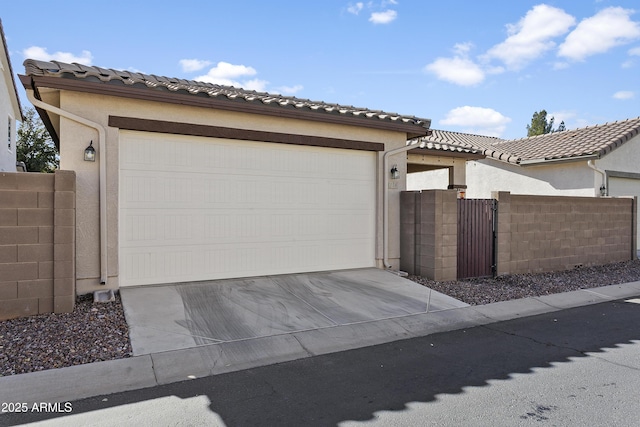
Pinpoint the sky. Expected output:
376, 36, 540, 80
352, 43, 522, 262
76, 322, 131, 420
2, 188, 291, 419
2, 0, 640, 140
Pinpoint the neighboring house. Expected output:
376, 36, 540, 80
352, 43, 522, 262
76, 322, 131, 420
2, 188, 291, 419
20, 59, 440, 294
408, 118, 640, 246
0, 19, 23, 172
406, 135, 485, 197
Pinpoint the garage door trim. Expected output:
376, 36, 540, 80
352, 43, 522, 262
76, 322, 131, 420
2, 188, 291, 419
109, 116, 385, 152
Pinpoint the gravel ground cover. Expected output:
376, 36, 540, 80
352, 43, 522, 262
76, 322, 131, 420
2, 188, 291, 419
2, 259, 640, 376
0, 294, 132, 376
409, 259, 640, 306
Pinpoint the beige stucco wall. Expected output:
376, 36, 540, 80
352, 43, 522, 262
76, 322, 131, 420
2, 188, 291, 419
409, 157, 596, 199
407, 168, 449, 191
410, 135, 640, 199
49, 90, 409, 293
406, 155, 469, 191
597, 134, 640, 176
0, 53, 20, 172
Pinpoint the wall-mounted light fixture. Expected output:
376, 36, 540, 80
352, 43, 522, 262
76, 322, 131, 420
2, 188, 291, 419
599, 184, 606, 197
84, 141, 96, 162
390, 164, 399, 180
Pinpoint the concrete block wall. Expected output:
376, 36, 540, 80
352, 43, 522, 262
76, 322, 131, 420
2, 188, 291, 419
0, 170, 76, 320
400, 189, 457, 281
494, 192, 636, 275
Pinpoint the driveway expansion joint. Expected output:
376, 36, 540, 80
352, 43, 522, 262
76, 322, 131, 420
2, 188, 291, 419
291, 334, 315, 357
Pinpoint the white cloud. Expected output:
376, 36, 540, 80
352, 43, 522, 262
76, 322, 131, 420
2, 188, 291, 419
440, 106, 511, 137
179, 59, 212, 72
201, 61, 257, 80
486, 4, 575, 70
276, 84, 304, 95
22, 46, 93, 65
558, 7, 640, 61
453, 42, 473, 56
484, 65, 505, 75
347, 2, 364, 15
369, 9, 397, 24
625, 47, 640, 67
425, 43, 485, 86
548, 110, 576, 126
242, 79, 269, 92
195, 61, 262, 88
613, 90, 635, 100
425, 57, 485, 86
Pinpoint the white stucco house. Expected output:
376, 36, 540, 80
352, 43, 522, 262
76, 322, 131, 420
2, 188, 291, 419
0, 19, 23, 172
18, 59, 490, 294
408, 117, 640, 246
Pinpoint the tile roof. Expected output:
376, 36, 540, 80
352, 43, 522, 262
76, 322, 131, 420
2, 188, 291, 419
416, 129, 502, 149
408, 129, 494, 157
492, 117, 640, 164
22, 59, 430, 133
411, 118, 640, 165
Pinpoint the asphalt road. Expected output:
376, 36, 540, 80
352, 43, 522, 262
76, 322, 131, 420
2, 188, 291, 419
3, 298, 640, 426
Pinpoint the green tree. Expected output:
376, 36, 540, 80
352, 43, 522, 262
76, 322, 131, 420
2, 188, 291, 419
526, 110, 555, 136
17, 108, 59, 172
556, 121, 566, 132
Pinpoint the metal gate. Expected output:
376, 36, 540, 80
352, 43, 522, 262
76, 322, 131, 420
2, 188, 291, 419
457, 199, 496, 279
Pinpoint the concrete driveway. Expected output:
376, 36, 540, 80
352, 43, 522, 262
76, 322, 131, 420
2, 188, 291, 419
120, 268, 467, 355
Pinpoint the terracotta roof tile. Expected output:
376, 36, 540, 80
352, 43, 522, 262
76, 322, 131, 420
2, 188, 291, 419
23, 59, 431, 131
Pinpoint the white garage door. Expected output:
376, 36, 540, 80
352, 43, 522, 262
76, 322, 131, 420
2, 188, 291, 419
609, 176, 640, 249
119, 130, 377, 286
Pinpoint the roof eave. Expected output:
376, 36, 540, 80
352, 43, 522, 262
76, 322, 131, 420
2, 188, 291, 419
0, 20, 23, 121
19, 74, 60, 147
408, 146, 485, 160
21, 74, 430, 139
518, 153, 599, 167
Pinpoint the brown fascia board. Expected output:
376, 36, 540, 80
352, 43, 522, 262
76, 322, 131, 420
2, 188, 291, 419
36, 105, 60, 149
109, 116, 385, 152
22, 74, 430, 139
19, 74, 60, 147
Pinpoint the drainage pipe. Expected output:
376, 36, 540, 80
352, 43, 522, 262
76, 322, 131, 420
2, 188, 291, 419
26, 89, 108, 284
587, 159, 607, 196
382, 140, 420, 269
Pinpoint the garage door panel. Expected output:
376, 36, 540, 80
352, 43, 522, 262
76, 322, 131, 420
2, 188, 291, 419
122, 239, 375, 286
120, 131, 377, 286
121, 209, 374, 247
122, 133, 374, 179
121, 171, 373, 210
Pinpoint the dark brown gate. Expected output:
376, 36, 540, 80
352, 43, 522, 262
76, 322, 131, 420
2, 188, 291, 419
457, 199, 496, 279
